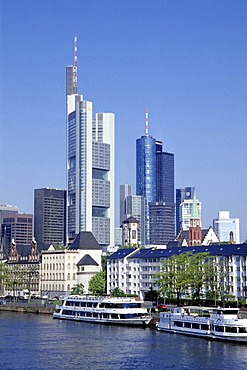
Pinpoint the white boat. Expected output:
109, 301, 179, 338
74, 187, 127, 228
53, 295, 152, 326
157, 306, 247, 343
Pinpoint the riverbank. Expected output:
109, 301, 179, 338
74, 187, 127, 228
0, 302, 56, 314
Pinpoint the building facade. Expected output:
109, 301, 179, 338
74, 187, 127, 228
124, 195, 146, 245
119, 184, 131, 227
1, 213, 33, 246
213, 211, 240, 244
149, 201, 175, 245
41, 232, 102, 296
34, 188, 66, 248
66, 34, 115, 250
176, 187, 201, 234
107, 244, 247, 301
176, 187, 195, 235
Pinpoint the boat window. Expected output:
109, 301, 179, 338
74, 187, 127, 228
174, 321, 183, 327
192, 323, 200, 330
215, 326, 224, 332
111, 314, 118, 319
184, 322, 191, 328
103, 313, 108, 318
239, 327, 247, 333
86, 312, 92, 317
125, 314, 134, 319
93, 313, 98, 318
201, 324, 209, 331
80, 312, 85, 317
74, 301, 80, 307
225, 326, 238, 333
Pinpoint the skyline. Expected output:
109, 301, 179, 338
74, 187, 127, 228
0, 1, 246, 242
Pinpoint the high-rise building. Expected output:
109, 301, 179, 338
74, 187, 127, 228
1, 213, 33, 245
119, 184, 131, 226
149, 201, 175, 245
34, 188, 66, 247
213, 211, 240, 244
176, 187, 195, 234
136, 110, 175, 244
124, 195, 146, 245
66, 34, 115, 250
175, 187, 202, 234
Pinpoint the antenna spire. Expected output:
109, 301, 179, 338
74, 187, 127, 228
145, 108, 149, 136
73, 33, 78, 93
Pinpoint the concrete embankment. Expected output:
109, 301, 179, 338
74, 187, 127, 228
0, 303, 55, 315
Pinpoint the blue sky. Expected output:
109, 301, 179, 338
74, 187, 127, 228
0, 0, 246, 241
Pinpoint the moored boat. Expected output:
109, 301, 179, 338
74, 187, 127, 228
53, 295, 152, 326
157, 306, 247, 343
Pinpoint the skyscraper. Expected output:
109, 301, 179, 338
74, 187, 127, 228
34, 188, 66, 247
136, 110, 157, 243
136, 110, 175, 244
213, 211, 240, 244
119, 184, 131, 226
176, 187, 201, 234
66, 34, 115, 250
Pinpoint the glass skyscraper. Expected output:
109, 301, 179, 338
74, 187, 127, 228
136, 111, 175, 244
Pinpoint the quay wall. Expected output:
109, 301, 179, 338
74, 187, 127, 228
0, 303, 55, 315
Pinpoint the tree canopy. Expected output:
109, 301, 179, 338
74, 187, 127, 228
88, 271, 106, 295
154, 251, 216, 305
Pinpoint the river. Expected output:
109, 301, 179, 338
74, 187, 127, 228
1, 311, 247, 369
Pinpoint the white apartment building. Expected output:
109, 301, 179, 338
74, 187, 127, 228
107, 244, 247, 300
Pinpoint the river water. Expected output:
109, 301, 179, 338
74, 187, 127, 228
1, 311, 247, 370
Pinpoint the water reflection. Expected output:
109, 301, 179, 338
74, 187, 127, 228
1, 312, 247, 370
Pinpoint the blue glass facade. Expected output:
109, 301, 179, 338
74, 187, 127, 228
136, 136, 157, 203
136, 135, 175, 244
156, 152, 174, 203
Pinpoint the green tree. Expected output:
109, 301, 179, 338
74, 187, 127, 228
189, 252, 215, 304
111, 287, 125, 297
154, 252, 192, 305
0, 263, 10, 296
88, 271, 106, 295
70, 283, 84, 296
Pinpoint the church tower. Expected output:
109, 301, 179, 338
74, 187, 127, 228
188, 192, 202, 246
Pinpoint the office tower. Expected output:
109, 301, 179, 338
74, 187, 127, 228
176, 187, 202, 234
34, 188, 66, 247
136, 110, 157, 204
136, 110, 175, 244
1, 213, 33, 245
0, 205, 19, 222
176, 187, 195, 234
119, 184, 131, 226
149, 202, 175, 245
213, 211, 240, 244
66, 34, 115, 249
136, 110, 157, 243
124, 195, 146, 245
153, 151, 175, 244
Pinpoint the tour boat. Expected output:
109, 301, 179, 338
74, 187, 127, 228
157, 306, 247, 342
53, 295, 152, 326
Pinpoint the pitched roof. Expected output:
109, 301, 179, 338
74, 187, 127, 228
108, 244, 247, 261
68, 232, 102, 251
77, 254, 98, 266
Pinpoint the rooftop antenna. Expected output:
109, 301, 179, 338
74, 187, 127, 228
145, 108, 149, 136
73, 33, 78, 93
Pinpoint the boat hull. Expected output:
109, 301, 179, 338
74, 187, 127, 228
53, 312, 151, 327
